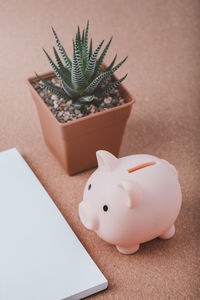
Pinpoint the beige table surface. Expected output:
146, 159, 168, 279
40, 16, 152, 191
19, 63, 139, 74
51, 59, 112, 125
0, 0, 199, 299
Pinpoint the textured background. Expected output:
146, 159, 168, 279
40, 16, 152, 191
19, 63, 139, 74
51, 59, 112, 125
0, 0, 200, 299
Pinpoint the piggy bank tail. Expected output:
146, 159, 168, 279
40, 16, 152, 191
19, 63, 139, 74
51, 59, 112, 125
161, 159, 179, 178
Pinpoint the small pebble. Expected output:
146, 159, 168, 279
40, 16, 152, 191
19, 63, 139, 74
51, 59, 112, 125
87, 104, 96, 114
51, 94, 58, 101
75, 109, 81, 115
104, 97, 112, 104
63, 114, 70, 121
69, 107, 74, 114
39, 92, 45, 98
57, 111, 63, 117
51, 78, 57, 84
112, 98, 119, 105
66, 100, 72, 106
91, 108, 96, 113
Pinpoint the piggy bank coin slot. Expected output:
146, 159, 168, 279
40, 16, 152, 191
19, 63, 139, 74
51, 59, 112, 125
128, 161, 157, 173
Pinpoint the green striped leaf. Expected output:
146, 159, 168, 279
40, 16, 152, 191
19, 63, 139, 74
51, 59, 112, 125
95, 37, 112, 75
43, 48, 63, 81
53, 47, 73, 87
52, 27, 72, 71
82, 70, 110, 95
85, 40, 104, 79
100, 56, 127, 87
35, 73, 70, 99
106, 54, 117, 70
71, 47, 86, 89
81, 29, 85, 45
89, 38, 93, 58
111, 56, 128, 73
83, 21, 89, 67
76, 26, 82, 56
53, 47, 65, 71
99, 73, 128, 96
62, 80, 79, 98
74, 39, 84, 74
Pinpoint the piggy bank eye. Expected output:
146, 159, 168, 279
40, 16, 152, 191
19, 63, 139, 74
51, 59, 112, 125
88, 184, 91, 190
103, 205, 108, 212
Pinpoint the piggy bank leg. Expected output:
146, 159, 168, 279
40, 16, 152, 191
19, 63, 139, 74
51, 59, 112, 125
116, 244, 140, 255
159, 224, 175, 239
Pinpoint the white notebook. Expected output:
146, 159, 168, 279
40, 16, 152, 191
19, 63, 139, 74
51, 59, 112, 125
0, 148, 107, 300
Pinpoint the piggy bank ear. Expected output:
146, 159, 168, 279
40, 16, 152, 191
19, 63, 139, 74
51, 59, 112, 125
96, 150, 118, 171
118, 180, 140, 209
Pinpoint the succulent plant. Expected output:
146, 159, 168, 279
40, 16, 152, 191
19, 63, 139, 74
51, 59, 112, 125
36, 21, 127, 107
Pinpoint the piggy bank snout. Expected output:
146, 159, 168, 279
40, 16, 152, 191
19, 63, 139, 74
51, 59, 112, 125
79, 202, 99, 231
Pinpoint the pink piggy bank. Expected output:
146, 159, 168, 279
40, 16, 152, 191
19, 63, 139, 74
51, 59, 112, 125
79, 151, 182, 254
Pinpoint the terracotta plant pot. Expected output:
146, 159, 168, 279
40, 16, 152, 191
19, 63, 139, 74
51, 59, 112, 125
27, 70, 135, 175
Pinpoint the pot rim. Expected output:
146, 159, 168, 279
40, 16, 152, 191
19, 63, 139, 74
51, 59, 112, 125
27, 71, 136, 128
